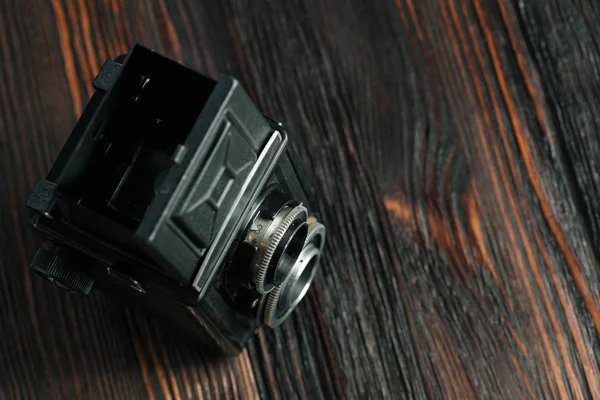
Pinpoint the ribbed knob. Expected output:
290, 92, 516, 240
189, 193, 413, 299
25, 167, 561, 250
30, 249, 95, 295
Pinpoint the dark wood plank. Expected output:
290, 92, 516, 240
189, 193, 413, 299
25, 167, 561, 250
1, 0, 599, 398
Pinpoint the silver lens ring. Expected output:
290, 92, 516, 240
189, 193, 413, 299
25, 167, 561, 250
279, 244, 320, 310
253, 204, 308, 294
263, 221, 325, 327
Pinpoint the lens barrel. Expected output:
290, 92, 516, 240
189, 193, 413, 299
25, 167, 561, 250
262, 219, 325, 327
237, 190, 325, 327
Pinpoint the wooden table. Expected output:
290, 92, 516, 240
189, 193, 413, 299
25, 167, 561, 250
1, 0, 600, 398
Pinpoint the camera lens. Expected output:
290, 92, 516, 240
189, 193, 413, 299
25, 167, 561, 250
234, 189, 325, 327
246, 203, 309, 294
262, 220, 325, 327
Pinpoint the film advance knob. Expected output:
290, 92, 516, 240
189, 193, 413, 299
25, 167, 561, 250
30, 249, 95, 295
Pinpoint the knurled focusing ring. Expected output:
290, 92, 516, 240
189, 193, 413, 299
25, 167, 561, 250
263, 221, 325, 327
269, 218, 307, 285
251, 204, 308, 294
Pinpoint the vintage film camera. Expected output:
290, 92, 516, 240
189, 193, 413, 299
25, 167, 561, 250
26, 45, 326, 354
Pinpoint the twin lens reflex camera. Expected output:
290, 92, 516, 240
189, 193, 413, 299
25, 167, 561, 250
25, 45, 326, 354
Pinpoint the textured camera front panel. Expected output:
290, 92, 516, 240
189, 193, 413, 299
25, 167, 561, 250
173, 117, 256, 249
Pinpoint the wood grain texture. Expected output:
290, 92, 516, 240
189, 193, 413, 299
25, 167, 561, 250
1, 0, 600, 398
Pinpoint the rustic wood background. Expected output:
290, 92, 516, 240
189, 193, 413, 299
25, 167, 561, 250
1, 0, 600, 398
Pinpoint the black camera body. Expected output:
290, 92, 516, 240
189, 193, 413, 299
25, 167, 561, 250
26, 45, 325, 354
